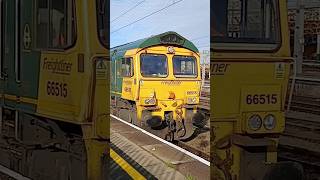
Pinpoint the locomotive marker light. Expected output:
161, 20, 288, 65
168, 46, 175, 54
187, 97, 197, 104
263, 114, 276, 130
144, 98, 156, 105
248, 114, 262, 131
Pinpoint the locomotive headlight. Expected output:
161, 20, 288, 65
263, 114, 276, 130
144, 98, 156, 105
187, 97, 197, 104
248, 114, 262, 131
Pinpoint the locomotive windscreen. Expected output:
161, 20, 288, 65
140, 54, 168, 77
212, 0, 280, 46
97, 0, 108, 47
173, 56, 197, 77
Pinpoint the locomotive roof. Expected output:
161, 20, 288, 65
110, 31, 199, 55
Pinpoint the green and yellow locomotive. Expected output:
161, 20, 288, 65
0, 0, 108, 179
111, 32, 204, 141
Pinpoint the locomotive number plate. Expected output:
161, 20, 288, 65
246, 94, 278, 105
46, 81, 68, 98
241, 86, 281, 111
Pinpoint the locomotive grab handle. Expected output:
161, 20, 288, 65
14, 0, 21, 82
287, 59, 297, 111
0, 0, 2, 80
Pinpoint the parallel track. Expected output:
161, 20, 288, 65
281, 76, 320, 179
177, 140, 210, 162
290, 97, 320, 115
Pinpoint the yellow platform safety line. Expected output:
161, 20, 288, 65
110, 149, 146, 180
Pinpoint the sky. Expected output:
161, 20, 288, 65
110, 0, 210, 63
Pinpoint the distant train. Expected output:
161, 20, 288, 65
111, 32, 204, 141
0, 0, 108, 180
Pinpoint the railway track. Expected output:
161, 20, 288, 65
199, 96, 210, 111
279, 112, 320, 179
288, 76, 320, 115
303, 62, 320, 73
199, 79, 210, 111
177, 139, 210, 162
283, 115, 320, 146
282, 76, 320, 179
278, 145, 320, 180
170, 79, 211, 161
290, 96, 320, 115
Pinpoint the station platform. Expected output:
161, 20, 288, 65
110, 116, 210, 180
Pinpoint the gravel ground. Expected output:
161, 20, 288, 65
184, 131, 210, 156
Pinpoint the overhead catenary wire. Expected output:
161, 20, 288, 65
197, 44, 210, 48
190, 35, 210, 42
111, 0, 184, 34
111, 0, 146, 23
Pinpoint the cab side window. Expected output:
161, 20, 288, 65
0, 0, 5, 77
35, 0, 76, 50
121, 57, 133, 77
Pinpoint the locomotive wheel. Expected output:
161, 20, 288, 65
139, 112, 172, 141
117, 100, 132, 123
130, 106, 140, 126
192, 112, 207, 128
186, 109, 207, 128
119, 108, 132, 123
